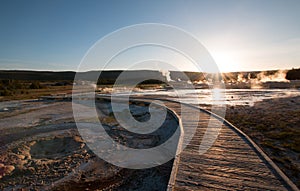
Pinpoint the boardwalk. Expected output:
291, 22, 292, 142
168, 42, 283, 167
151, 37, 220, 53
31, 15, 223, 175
97, 95, 298, 191
160, 100, 298, 191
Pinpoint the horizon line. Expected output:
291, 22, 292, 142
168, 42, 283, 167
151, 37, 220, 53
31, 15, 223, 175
0, 67, 298, 74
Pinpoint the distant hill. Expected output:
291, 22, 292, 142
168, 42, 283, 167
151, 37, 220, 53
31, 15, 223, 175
0, 70, 75, 81
0, 70, 167, 85
286, 68, 300, 80
0, 68, 299, 83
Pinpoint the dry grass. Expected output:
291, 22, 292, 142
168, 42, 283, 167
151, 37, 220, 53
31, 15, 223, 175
224, 96, 300, 187
0, 85, 73, 101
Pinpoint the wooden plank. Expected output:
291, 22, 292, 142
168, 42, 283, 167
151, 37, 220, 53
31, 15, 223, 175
162, 101, 292, 191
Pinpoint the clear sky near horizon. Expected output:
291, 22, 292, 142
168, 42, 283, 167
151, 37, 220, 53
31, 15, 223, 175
0, 0, 300, 72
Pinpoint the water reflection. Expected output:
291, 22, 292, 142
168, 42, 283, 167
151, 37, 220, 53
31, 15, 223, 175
110, 89, 300, 106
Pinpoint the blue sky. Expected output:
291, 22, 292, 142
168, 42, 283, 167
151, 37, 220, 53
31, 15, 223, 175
0, 0, 300, 72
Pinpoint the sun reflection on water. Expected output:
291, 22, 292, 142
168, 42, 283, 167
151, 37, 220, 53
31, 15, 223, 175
211, 88, 226, 105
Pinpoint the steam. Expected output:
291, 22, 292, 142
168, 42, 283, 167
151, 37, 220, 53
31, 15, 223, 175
161, 70, 290, 89
256, 70, 289, 82
233, 70, 289, 83
160, 70, 172, 82
237, 73, 248, 83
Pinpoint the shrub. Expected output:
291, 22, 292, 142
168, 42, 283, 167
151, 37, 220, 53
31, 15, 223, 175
29, 82, 42, 89
0, 89, 12, 96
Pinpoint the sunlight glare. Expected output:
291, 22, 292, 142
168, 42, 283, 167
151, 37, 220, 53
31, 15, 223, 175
211, 51, 239, 73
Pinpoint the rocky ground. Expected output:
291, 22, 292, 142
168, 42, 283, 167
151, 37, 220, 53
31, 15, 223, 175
223, 95, 300, 188
0, 99, 177, 190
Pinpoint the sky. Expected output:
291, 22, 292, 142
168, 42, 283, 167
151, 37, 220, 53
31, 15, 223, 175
0, 0, 300, 72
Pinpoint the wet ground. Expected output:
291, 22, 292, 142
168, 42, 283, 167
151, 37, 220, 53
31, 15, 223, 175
0, 99, 177, 190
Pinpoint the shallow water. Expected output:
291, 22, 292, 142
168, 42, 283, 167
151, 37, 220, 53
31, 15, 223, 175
1, 89, 299, 113
114, 88, 300, 106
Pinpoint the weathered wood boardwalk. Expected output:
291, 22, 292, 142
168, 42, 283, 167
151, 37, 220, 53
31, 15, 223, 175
160, 100, 298, 191
97, 95, 298, 191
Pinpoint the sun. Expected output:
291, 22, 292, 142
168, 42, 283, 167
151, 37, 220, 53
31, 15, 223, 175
210, 51, 239, 73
